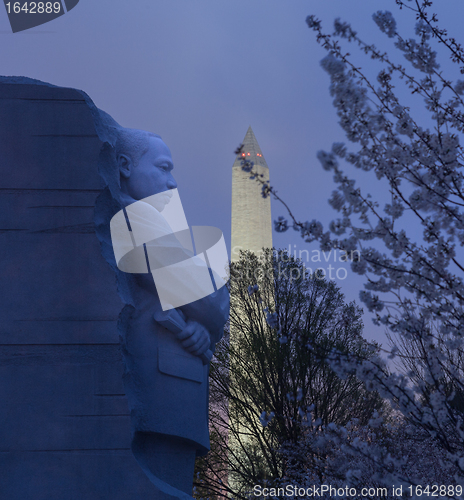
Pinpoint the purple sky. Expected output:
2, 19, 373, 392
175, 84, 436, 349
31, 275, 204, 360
2, 0, 463, 346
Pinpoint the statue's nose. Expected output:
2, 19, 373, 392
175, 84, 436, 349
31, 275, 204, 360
167, 175, 177, 189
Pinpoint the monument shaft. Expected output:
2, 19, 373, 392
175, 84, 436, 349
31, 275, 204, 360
231, 126, 272, 261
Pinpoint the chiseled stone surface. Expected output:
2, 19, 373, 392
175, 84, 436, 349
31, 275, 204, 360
0, 77, 155, 499
231, 126, 272, 261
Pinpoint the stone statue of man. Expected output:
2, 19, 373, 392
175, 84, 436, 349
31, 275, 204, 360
95, 127, 229, 499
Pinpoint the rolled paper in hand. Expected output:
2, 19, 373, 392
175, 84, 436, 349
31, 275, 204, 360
153, 308, 213, 364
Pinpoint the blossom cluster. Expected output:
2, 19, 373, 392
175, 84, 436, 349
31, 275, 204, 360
271, 0, 464, 492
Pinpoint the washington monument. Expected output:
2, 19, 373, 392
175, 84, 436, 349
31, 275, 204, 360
228, 126, 273, 495
231, 126, 272, 260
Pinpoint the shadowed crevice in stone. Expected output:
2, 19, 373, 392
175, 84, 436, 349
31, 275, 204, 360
33, 222, 96, 233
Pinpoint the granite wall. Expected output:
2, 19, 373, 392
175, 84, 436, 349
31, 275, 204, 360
0, 78, 155, 499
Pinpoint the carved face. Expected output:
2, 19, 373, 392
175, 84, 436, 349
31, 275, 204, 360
121, 136, 177, 205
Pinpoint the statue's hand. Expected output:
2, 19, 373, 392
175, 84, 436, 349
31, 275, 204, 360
176, 320, 211, 357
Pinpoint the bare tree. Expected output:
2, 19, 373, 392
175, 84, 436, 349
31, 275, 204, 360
195, 249, 384, 499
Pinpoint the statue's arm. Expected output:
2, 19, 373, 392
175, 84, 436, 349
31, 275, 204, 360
179, 284, 229, 347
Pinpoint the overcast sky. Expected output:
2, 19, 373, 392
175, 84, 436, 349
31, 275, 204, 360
2, 0, 463, 346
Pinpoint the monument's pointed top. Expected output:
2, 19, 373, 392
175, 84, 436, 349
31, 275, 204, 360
233, 126, 268, 169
